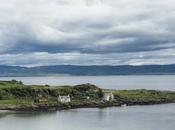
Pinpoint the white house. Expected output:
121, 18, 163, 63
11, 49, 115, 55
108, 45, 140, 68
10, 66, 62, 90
103, 92, 114, 101
58, 95, 71, 103
121, 104, 127, 107
86, 96, 90, 100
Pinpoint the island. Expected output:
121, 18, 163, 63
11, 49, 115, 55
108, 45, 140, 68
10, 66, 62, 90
0, 80, 175, 111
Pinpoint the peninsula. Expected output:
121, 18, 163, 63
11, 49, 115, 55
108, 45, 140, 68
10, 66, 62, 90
0, 80, 175, 111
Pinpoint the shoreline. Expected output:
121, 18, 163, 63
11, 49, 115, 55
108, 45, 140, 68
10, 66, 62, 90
0, 101, 120, 111
0, 100, 174, 112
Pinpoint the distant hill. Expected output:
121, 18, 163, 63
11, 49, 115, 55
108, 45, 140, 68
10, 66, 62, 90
0, 65, 175, 76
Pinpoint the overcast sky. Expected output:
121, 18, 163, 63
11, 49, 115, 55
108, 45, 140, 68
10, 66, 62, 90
0, 0, 175, 66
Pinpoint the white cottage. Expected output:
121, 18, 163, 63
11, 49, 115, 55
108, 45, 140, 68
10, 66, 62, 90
58, 95, 71, 103
103, 92, 114, 101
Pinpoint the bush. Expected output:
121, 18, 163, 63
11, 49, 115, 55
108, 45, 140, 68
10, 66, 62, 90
0, 90, 10, 100
4, 86, 32, 97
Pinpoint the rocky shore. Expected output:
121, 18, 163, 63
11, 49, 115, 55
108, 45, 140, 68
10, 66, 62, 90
0, 100, 173, 112
0, 101, 121, 111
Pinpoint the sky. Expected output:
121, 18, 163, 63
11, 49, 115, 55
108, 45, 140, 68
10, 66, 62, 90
0, 0, 175, 66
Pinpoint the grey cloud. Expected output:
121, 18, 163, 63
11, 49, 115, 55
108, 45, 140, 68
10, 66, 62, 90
0, 0, 175, 65
0, 48, 175, 66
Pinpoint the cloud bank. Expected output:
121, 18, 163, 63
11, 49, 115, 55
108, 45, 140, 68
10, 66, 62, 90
0, 0, 175, 66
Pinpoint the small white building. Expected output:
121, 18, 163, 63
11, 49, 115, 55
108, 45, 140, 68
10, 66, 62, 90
86, 96, 90, 100
103, 92, 114, 101
58, 95, 71, 103
121, 104, 127, 107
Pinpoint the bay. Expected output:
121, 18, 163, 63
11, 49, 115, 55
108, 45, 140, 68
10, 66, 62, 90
0, 104, 175, 130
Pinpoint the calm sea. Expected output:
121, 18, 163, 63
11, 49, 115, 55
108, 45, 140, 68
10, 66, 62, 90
0, 104, 175, 130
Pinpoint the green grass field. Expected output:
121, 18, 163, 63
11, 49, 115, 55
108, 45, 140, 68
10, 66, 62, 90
0, 80, 175, 106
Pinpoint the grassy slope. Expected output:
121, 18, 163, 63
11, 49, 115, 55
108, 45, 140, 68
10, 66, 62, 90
0, 80, 175, 106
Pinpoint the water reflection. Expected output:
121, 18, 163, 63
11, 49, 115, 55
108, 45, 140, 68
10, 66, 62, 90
0, 104, 175, 130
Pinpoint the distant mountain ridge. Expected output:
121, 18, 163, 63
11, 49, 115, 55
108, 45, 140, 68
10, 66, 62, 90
0, 64, 175, 76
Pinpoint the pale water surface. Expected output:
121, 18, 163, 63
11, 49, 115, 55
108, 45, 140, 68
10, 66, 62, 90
0, 104, 175, 130
0, 75, 175, 90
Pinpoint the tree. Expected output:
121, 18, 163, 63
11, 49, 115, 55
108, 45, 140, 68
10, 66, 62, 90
97, 89, 103, 98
